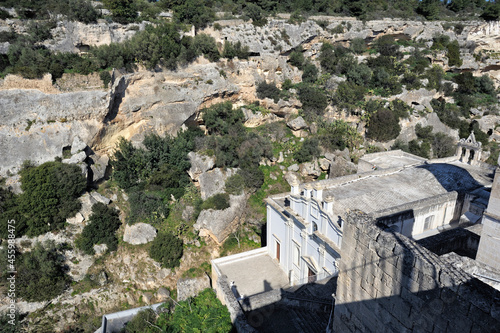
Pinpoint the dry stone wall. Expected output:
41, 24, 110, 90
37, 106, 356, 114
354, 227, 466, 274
333, 212, 500, 333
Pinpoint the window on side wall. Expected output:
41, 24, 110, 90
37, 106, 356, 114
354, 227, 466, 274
294, 245, 300, 266
424, 215, 435, 231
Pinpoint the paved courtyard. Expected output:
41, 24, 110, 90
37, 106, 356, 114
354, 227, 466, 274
216, 250, 289, 297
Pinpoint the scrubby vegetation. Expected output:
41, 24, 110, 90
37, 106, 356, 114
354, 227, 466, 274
76, 203, 121, 255
149, 232, 184, 269
0, 241, 70, 302
201, 193, 230, 211
122, 288, 231, 332
0, 161, 86, 238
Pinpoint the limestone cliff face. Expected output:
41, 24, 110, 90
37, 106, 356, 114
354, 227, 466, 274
0, 19, 145, 54
92, 62, 240, 151
2, 17, 500, 178
0, 87, 109, 176
0, 61, 244, 177
45, 20, 147, 53
468, 21, 500, 52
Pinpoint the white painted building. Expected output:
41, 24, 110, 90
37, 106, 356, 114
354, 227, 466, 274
266, 180, 341, 285
213, 148, 494, 295
264, 150, 493, 285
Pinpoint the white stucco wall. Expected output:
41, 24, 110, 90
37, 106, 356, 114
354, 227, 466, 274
267, 197, 340, 285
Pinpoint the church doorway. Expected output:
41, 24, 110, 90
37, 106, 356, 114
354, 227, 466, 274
308, 267, 316, 283
276, 241, 280, 263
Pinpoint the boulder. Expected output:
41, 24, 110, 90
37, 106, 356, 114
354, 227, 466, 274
319, 158, 331, 171
176, 275, 211, 301
287, 116, 308, 131
300, 160, 321, 177
329, 155, 357, 178
187, 152, 215, 181
97, 271, 108, 286
194, 194, 246, 243
80, 193, 97, 219
242, 107, 279, 127
142, 292, 154, 305
90, 191, 111, 205
392, 88, 439, 111
277, 151, 284, 163
155, 287, 171, 302
182, 205, 195, 222
62, 151, 87, 164
67, 212, 85, 225
288, 164, 299, 172
93, 243, 108, 256
198, 168, 238, 200
90, 154, 109, 183
284, 171, 300, 186
123, 223, 157, 245
70, 136, 87, 154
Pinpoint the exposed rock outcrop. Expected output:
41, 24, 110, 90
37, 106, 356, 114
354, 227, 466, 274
45, 20, 146, 53
198, 168, 238, 200
0, 87, 109, 176
329, 150, 357, 178
187, 152, 216, 182
194, 193, 247, 243
177, 275, 211, 301
287, 116, 308, 131
123, 223, 157, 245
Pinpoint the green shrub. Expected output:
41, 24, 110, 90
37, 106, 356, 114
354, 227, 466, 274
318, 120, 363, 152
346, 63, 372, 86
16, 161, 86, 237
128, 191, 169, 225
297, 85, 328, 119
425, 65, 444, 90
409, 139, 431, 159
100, 71, 112, 88
124, 309, 158, 333
432, 132, 455, 158
201, 193, 230, 210
244, 3, 267, 26
160, 289, 232, 332
202, 102, 245, 135
350, 38, 366, 54
103, 0, 138, 23
446, 40, 462, 67
302, 62, 318, 83
256, 81, 281, 102
390, 99, 411, 120
172, 0, 215, 29
149, 232, 183, 269
431, 34, 451, 50
222, 41, 250, 59
294, 138, 320, 163
366, 108, 401, 142
289, 47, 305, 69
193, 34, 220, 62
241, 164, 265, 190
14, 242, 70, 302
112, 128, 202, 193
333, 81, 366, 114
0, 9, 11, 20
373, 36, 400, 57
225, 173, 245, 195
76, 203, 121, 255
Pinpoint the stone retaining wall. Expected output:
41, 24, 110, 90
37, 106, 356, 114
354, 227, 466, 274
333, 212, 500, 333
